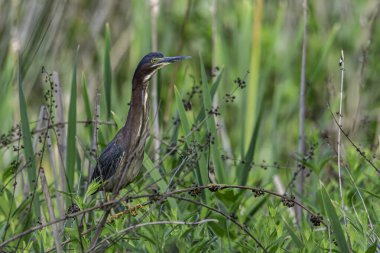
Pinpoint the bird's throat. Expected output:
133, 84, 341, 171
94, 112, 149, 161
122, 82, 150, 150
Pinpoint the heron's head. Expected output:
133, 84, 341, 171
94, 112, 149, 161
133, 52, 191, 84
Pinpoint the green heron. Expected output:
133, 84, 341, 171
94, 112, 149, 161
90, 52, 190, 193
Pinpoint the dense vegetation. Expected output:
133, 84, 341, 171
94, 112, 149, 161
0, 0, 379, 252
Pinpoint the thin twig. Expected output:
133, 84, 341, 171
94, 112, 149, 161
337, 50, 352, 251
337, 49, 346, 225
328, 106, 380, 174
86, 209, 111, 252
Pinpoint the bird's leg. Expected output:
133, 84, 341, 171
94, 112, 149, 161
127, 203, 143, 216
107, 202, 143, 222
107, 209, 129, 222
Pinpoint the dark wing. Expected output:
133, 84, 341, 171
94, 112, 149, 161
90, 139, 125, 182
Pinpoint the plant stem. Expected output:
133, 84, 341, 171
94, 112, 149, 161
338, 50, 352, 250
297, 0, 307, 224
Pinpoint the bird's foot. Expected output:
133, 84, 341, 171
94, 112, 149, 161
127, 203, 143, 216
107, 203, 143, 222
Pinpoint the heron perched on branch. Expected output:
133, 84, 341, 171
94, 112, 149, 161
90, 52, 190, 194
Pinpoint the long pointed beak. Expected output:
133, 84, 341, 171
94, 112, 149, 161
157, 55, 191, 64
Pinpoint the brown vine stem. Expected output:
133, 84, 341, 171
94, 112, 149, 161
0, 184, 326, 249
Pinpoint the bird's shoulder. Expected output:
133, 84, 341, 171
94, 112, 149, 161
98, 134, 126, 162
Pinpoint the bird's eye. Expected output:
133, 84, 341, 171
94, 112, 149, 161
151, 58, 158, 63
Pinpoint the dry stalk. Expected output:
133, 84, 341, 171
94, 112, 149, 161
39, 167, 62, 253
296, 0, 307, 224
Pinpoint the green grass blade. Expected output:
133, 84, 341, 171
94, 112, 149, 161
360, 188, 380, 199
320, 185, 350, 253
174, 86, 191, 134
81, 72, 92, 138
195, 67, 224, 123
310, 24, 340, 82
237, 108, 263, 185
174, 86, 206, 186
66, 50, 78, 196
283, 219, 304, 249
365, 242, 378, 253
104, 23, 112, 119
199, 55, 226, 183
111, 111, 123, 129
18, 61, 40, 219
210, 68, 224, 97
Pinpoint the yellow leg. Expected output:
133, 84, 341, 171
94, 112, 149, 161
107, 203, 144, 222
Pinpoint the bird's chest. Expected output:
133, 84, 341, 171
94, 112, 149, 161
122, 89, 150, 149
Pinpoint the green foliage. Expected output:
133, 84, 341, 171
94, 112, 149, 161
0, 1, 379, 252
81, 72, 93, 138
66, 50, 78, 196
18, 59, 40, 219
321, 184, 350, 252
200, 55, 226, 183
143, 153, 177, 209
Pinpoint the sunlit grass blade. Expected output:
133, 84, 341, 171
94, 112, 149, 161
111, 111, 123, 129
104, 23, 112, 119
66, 49, 78, 198
0, 57, 14, 126
18, 60, 40, 219
320, 184, 350, 253
199, 55, 226, 183
243, 0, 263, 153
84, 180, 102, 202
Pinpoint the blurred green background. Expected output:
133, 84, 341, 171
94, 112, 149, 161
1, 0, 380, 163
0, 0, 379, 252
